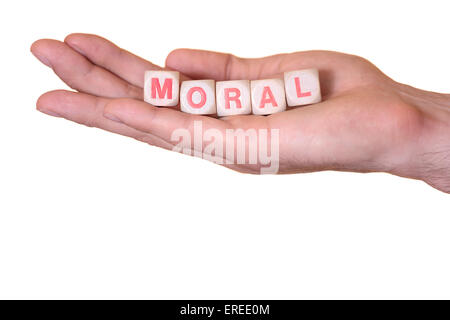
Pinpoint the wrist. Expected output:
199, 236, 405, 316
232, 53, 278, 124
396, 83, 450, 192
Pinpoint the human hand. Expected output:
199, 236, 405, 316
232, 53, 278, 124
31, 34, 450, 192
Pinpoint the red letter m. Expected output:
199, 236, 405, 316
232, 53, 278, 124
151, 78, 173, 99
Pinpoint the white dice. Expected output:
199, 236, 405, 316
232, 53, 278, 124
216, 80, 252, 117
144, 68, 322, 114
144, 70, 180, 107
180, 80, 216, 115
251, 79, 286, 115
284, 68, 321, 106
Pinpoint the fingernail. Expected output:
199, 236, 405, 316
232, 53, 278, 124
104, 112, 122, 123
38, 108, 61, 117
31, 52, 52, 68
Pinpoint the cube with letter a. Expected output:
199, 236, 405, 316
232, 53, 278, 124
251, 79, 286, 115
144, 70, 180, 107
216, 80, 252, 117
284, 69, 321, 106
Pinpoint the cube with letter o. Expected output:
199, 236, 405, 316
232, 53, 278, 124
180, 80, 216, 115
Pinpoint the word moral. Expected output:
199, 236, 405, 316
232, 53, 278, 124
144, 69, 321, 116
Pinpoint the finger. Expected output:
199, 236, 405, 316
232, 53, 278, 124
165, 49, 340, 81
165, 49, 282, 81
31, 39, 142, 99
165, 49, 361, 98
103, 98, 229, 143
36, 90, 173, 150
64, 33, 190, 87
103, 99, 272, 173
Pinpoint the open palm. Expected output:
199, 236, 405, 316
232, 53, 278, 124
31, 33, 449, 191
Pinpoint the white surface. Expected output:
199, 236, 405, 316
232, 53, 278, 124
1, 0, 449, 299
144, 70, 179, 106
284, 69, 322, 106
216, 80, 252, 116
180, 80, 216, 115
251, 78, 287, 115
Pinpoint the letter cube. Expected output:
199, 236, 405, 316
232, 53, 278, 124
284, 69, 321, 106
250, 79, 286, 115
216, 80, 251, 117
144, 70, 179, 107
180, 80, 216, 115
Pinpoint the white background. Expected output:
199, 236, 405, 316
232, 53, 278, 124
1, 0, 449, 299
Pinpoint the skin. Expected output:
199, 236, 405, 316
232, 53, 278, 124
31, 34, 450, 193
